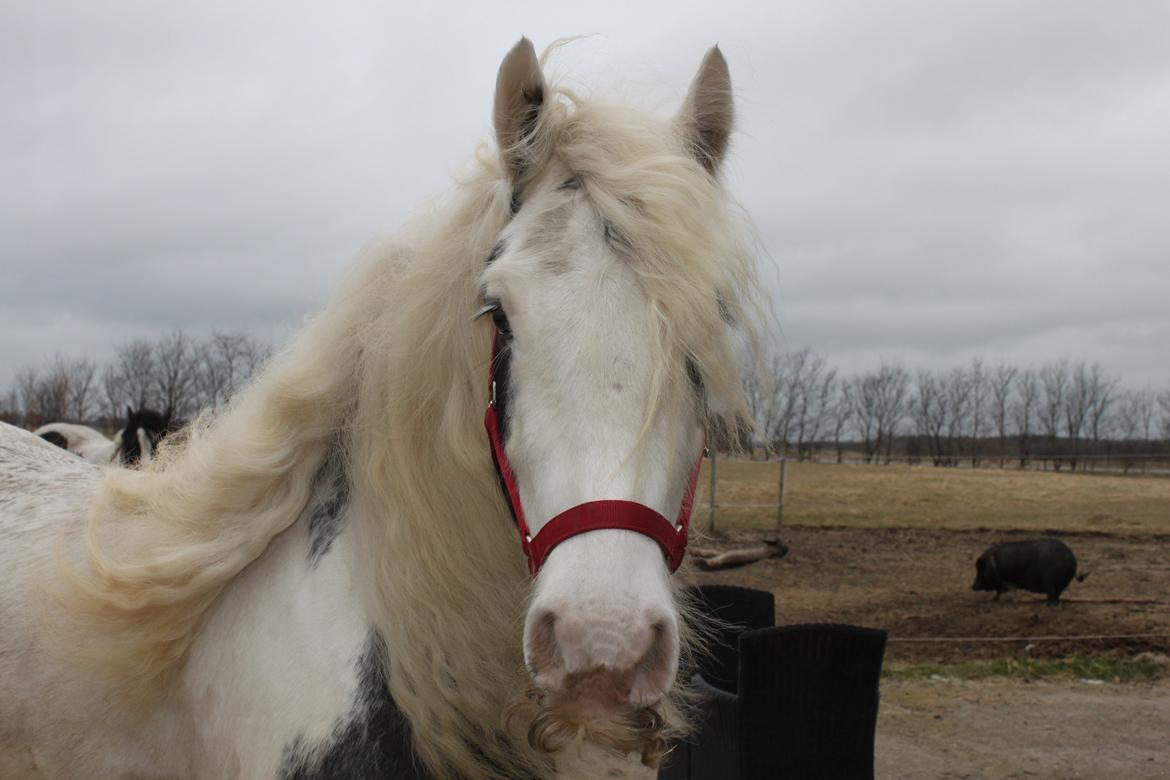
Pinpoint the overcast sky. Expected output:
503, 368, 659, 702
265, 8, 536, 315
3, 1, 1169, 394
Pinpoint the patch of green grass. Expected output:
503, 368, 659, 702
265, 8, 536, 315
883, 654, 1167, 683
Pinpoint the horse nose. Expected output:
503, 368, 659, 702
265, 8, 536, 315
524, 604, 679, 717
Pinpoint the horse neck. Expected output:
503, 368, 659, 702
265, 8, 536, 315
341, 398, 539, 776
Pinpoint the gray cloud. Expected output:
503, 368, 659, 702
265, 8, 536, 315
2, 1, 1169, 393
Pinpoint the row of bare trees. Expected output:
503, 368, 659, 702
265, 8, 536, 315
746, 348, 1170, 468
2, 332, 268, 429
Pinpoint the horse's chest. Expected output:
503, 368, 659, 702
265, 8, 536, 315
184, 512, 426, 778
277, 634, 427, 780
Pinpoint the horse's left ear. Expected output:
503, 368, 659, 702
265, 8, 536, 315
494, 37, 546, 181
676, 46, 734, 174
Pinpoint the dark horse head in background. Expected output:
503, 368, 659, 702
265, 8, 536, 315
119, 406, 182, 465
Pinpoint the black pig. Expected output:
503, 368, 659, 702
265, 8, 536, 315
972, 538, 1087, 604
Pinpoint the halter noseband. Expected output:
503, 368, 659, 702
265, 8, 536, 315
483, 334, 703, 575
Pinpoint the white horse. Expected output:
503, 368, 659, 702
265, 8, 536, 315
32, 422, 122, 464
0, 39, 760, 779
35, 407, 173, 467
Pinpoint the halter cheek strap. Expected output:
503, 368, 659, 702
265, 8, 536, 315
483, 334, 703, 575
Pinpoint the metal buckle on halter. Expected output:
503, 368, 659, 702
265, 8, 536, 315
490, 380, 497, 407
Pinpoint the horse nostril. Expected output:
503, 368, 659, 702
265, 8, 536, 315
636, 621, 666, 675
526, 610, 560, 676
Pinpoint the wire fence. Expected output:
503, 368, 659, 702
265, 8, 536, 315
789, 451, 1170, 476
698, 450, 1170, 533
887, 632, 1170, 644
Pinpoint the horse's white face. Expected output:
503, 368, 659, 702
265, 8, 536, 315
484, 37, 734, 724
481, 166, 703, 717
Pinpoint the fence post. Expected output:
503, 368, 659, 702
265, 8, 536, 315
776, 457, 788, 529
708, 449, 718, 533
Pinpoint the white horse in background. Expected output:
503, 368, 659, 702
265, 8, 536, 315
32, 422, 123, 464
34, 407, 172, 467
0, 39, 761, 779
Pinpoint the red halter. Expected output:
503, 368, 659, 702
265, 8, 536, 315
483, 334, 704, 575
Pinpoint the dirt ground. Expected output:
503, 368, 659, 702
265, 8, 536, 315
876, 678, 1170, 779
687, 525, 1170, 663
684, 525, 1170, 777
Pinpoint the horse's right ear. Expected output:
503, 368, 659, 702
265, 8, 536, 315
493, 37, 546, 181
675, 46, 734, 174
126, 405, 134, 418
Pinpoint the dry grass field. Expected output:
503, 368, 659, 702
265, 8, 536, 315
693, 458, 1170, 533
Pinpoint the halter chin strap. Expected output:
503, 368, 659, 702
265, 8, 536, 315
484, 334, 704, 575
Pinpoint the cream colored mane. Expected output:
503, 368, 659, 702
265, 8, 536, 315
53, 56, 762, 779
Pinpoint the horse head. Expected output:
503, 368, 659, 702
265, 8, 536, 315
482, 39, 749, 745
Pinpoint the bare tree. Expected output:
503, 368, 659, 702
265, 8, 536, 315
154, 331, 196, 418
912, 370, 949, 466
851, 362, 908, 464
1115, 388, 1157, 471
990, 362, 1017, 467
1159, 384, 1170, 440
113, 340, 159, 412
944, 366, 972, 466
829, 380, 855, 463
14, 367, 41, 426
1085, 363, 1118, 451
1012, 367, 1038, 467
742, 352, 777, 458
100, 363, 128, 425
0, 387, 19, 425
850, 373, 880, 463
769, 349, 810, 456
967, 358, 987, 467
1063, 362, 1093, 469
876, 362, 910, 463
66, 358, 97, 422
1039, 360, 1069, 467
15, 358, 73, 425
790, 349, 834, 460
803, 365, 838, 461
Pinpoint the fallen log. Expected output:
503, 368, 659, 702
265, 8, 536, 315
692, 538, 789, 571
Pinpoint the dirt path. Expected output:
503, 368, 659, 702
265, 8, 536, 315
877, 678, 1170, 779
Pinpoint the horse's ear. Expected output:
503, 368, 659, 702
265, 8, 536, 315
675, 46, 734, 174
493, 37, 546, 181
126, 404, 134, 419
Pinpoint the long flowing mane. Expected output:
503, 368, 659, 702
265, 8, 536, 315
50, 54, 763, 778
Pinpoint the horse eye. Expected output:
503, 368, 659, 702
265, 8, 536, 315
475, 299, 511, 336
490, 307, 511, 336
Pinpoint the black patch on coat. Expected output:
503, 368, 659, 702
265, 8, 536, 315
509, 189, 522, 216
308, 450, 351, 566
279, 633, 428, 779
39, 431, 69, 450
